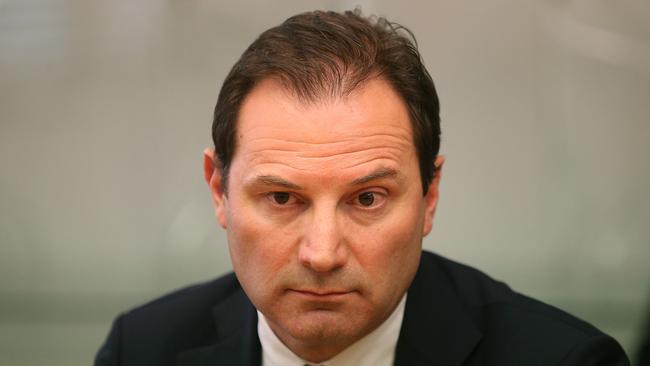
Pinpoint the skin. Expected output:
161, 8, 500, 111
204, 77, 444, 362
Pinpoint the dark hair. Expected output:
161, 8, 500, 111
212, 9, 440, 194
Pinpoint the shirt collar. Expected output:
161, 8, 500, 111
258, 293, 407, 366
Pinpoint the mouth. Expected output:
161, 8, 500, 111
289, 289, 353, 299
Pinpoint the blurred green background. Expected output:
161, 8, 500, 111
1, 0, 649, 365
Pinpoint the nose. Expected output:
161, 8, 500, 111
298, 204, 348, 273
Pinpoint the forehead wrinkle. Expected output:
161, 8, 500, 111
239, 135, 412, 162
336, 156, 406, 174
294, 146, 405, 160
240, 129, 412, 145
242, 148, 406, 172
244, 133, 412, 148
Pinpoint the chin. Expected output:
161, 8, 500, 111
284, 311, 363, 344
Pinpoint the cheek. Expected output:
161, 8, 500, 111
356, 201, 424, 288
369, 197, 424, 250
226, 203, 295, 294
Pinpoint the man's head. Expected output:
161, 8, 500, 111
204, 10, 444, 363
211, 9, 440, 195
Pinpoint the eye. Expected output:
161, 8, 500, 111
358, 192, 375, 207
352, 191, 386, 209
272, 192, 290, 205
267, 191, 298, 206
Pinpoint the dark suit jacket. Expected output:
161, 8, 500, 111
95, 251, 629, 365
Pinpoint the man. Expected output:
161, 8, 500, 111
96, 10, 629, 366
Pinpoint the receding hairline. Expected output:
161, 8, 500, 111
235, 72, 400, 111
245, 69, 389, 108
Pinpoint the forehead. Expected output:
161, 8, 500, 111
237, 77, 413, 145
232, 77, 416, 177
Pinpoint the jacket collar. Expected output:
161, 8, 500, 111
176, 288, 261, 366
394, 252, 482, 365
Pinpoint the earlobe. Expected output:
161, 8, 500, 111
422, 155, 445, 236
203, 148, 228, 229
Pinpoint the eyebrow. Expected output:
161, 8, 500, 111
250, 175, 303, 190
247, 167, 399, 190
350, 167, 399, 185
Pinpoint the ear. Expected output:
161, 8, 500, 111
203, 148, 228, 229
422, 155, 445, 236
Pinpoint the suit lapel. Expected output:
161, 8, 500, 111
394, 254, 482, 366
176, 288, 261, 366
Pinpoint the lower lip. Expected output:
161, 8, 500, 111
289, 290, 352, 300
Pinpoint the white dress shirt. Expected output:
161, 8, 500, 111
258, 293, 407, 366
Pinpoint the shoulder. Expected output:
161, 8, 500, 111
95, 272, 242, 366
420, 251, 601, 335
121, 272, 241, 327
417, 251, 629, 365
